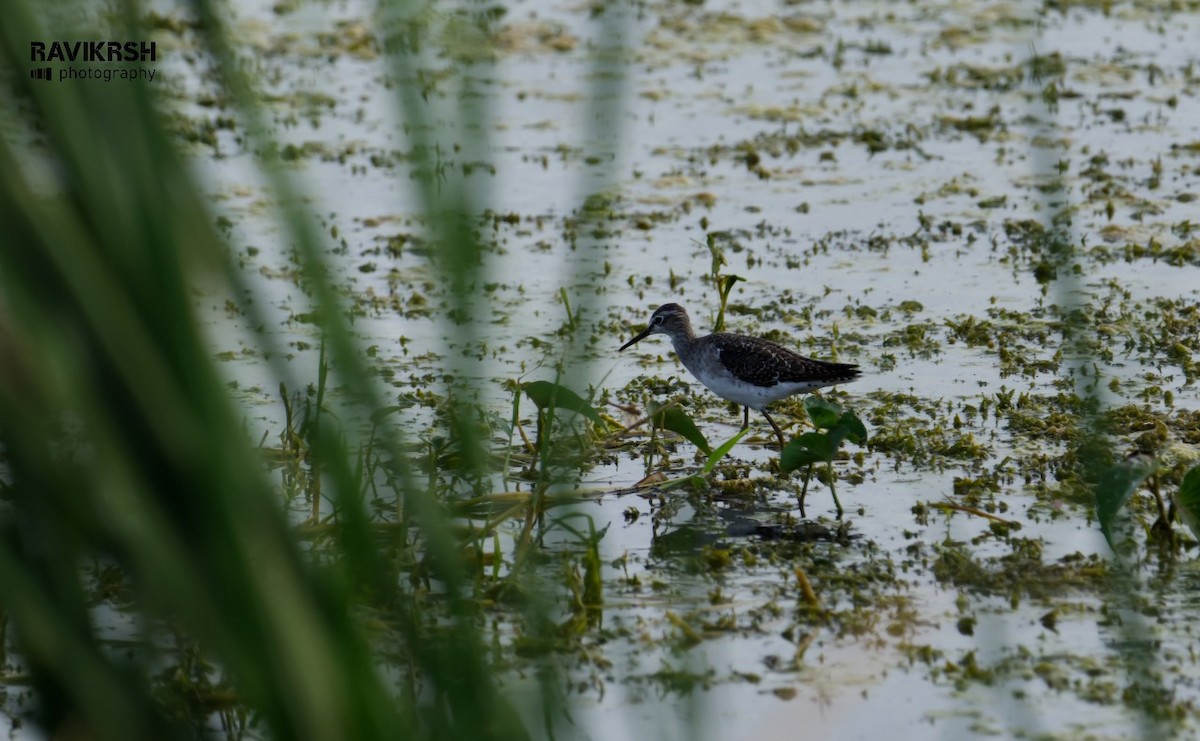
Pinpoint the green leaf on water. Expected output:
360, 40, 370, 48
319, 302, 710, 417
649, 403, 711, 455
1095, 456, 1156, 546
1174, 465, 1200, 541
521, 381, 605, 427
780, 432, 834, 473
803, 396, 843, 430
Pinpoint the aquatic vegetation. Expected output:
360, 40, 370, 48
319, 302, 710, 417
1095, 454, 1200, 551
779, 397, 868, 517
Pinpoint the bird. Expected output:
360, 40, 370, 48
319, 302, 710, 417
619, 303, 860, 448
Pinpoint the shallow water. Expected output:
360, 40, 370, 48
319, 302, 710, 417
10, 0, 1199, 738
184, 0, 1200, 737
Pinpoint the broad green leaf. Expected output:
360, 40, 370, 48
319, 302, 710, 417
1095, 455, 1156, 546
1174, 465, 1200, 541
780, 432, 834, 473
835, 410, 868, 444
827, 425, 851, 453
803, 396, 843, 430
650, 404, 711, 455
521, 381, 605, 427
703, 427, 750, 473
827, 411, 868, 451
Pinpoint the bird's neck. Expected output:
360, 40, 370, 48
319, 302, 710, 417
668, 324, 697, 351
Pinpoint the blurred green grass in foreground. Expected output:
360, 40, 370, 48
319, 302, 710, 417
0, 1, 550, 738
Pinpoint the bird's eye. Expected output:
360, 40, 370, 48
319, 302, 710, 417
653, 316, 665, 325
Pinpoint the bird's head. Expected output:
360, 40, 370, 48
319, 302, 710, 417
619, 303, 692, 351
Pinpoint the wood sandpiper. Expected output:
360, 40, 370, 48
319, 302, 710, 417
619, 303, 861, 448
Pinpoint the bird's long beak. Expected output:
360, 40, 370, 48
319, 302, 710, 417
619, 325, 654, 352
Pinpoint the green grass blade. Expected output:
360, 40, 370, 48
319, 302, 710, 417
703, 428, 750, 473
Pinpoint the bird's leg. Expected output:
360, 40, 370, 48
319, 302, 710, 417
741, 406, 750, 430
761, 409, 786, 449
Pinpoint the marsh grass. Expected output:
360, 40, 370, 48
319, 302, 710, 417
0, 8, 417, 741
0, 0, 626, 737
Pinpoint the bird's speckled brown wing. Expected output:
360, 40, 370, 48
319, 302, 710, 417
711, 333, 860, 388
